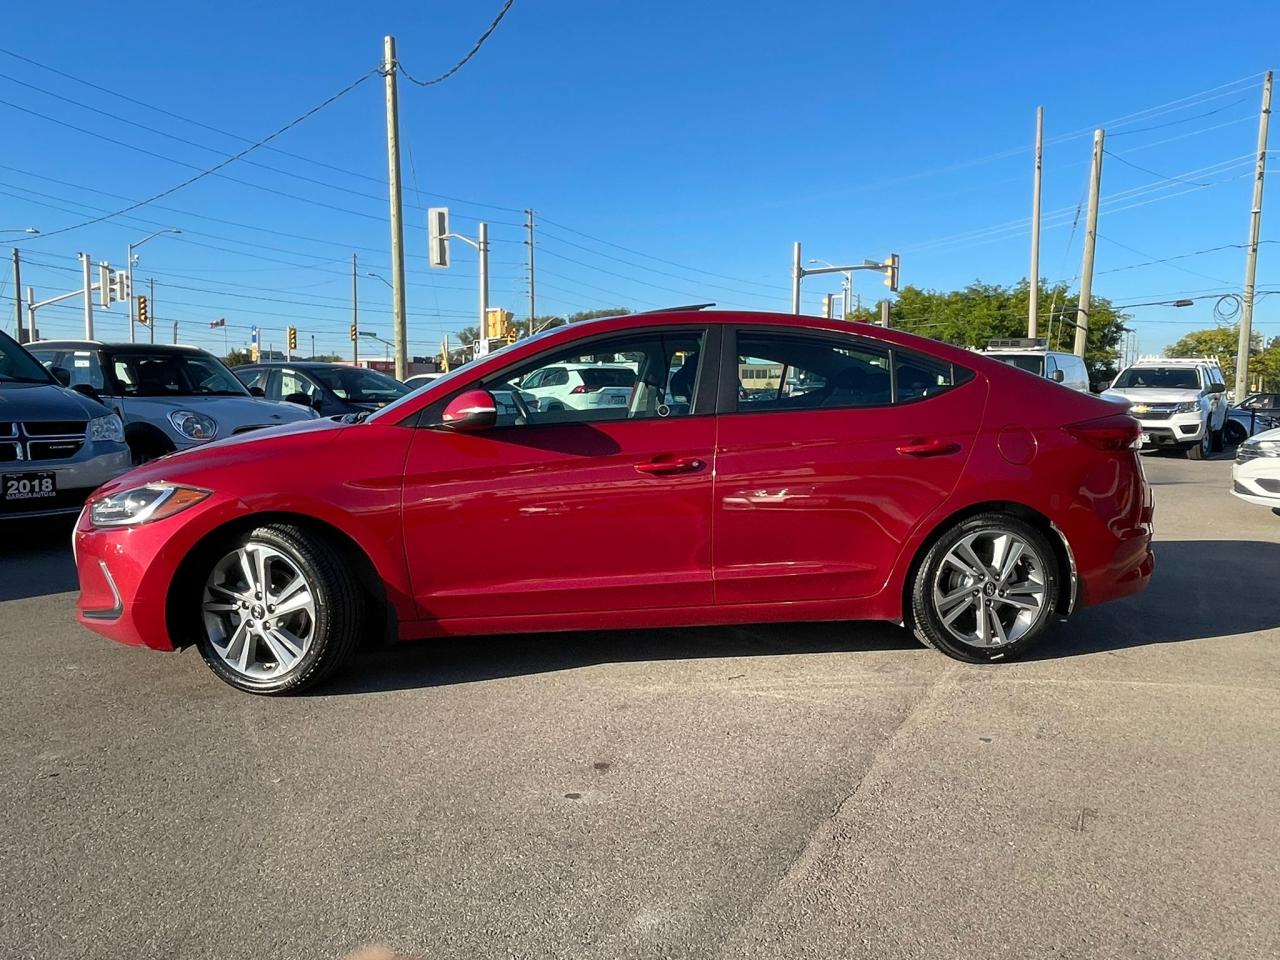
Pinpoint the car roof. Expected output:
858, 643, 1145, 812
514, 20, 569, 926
238, 360, 356, 369
31, 340, 210, 354
1124, 358, 1216, 367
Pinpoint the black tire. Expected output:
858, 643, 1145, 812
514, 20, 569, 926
1185, 430, 1211, 460
909, 513, 1060, 664
1224, 420, 1249, 446
194, 524, 364, 695
127, 430, 174, 466
1211, 425, 1225, 453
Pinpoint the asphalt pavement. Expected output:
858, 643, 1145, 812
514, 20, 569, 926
1, 452, 1277, 960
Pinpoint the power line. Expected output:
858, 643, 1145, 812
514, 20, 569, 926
397, 0, 517, 87
12, 67, 381, 240
1102, 149, 1211, 187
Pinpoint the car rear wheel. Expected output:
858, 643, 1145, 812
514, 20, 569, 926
1185, 430, 1211, 460
910, 514, 1059, 663
194, 524, 363, 694
1224, 420, 1249, 446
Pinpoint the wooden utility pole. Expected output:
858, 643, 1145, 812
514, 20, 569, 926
525, 209, 537, 338
1073, 129, 1105, 358
1236, 70, 1272, 399
383, 36, 408, 379
1029, 106, 1044, 338
351, 253, 359, 366
11, 248, 22, 343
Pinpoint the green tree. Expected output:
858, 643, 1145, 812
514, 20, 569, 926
1166, 325, 1262, 389
853, 280, 1129, 382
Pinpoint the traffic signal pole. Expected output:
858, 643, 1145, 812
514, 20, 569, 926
351, 253, 359, 366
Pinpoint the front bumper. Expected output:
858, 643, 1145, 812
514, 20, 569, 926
1135, 413, 1203, 447
0, 445, 132, 519
1232, 460, 1280, 509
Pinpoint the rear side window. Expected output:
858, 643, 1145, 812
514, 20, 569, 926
896, 350, 965, 403
579, 368, 636, 388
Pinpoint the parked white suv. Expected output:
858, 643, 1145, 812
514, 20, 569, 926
518, 363, 636, 412
979, 338, 1091, 393
1103, 357, 1229, 460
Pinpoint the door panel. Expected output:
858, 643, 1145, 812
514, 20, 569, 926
713, 333, 986, 606
402, 418, 716, 620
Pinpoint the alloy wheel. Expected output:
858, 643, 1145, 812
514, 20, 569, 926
931, 530, 1048, 649
201, 543, 316, 681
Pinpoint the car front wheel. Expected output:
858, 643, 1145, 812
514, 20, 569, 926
910, 514, 1059, 663
195, 524, 364, 694
1186, 430, 1211, 460
1224, 420, 1249, 446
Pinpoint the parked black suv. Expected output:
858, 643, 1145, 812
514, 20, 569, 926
232, 361, 410, 417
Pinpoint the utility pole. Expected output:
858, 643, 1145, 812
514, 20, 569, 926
79, 252, 94, 339
791, 242, 802, 314
822, 294, 834, 319
311, 334, 315, 359
11, 248, 22, 343
383, 35, 408, 380
478, 221, 490, 351
127, 247, 136, 343
1029, 105, 1044, 338
352, 253, 359, 366
1236, 70, 1272, 400
1073, 129, 1105, 358
524, 207, 535, 337
172, 320, 178, 345
879, 301, 890, 328
149, 277, 156, 344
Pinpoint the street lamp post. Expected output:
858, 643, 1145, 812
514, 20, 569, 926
127, 229, 181, 343
359, 330, 394, 366
809, 258, 853, 319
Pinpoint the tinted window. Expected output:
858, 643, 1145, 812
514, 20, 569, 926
236, 367, 271, 393
1113, 367, 1200, 390
895, 350, 961, 403
994, 354, 1043, 375
1, 333, 55, 384
310, 366, 410, 404
481, 331, 706, 427
542, 367, 569, 387
735, 332, 890, 411
279, 370, 319, 403
108, 351, 248, 397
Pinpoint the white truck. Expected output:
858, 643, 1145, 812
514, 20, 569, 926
1103, 357, 1229, 460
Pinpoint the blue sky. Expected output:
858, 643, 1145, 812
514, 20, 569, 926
2, 0, 1277, 359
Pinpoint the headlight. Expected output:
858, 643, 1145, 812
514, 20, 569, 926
167, 410, 218, 441
1246, 439, 1280, 457
88, 483, 211, 527
1173, 401, 1200, 414
88, 413, 124, 443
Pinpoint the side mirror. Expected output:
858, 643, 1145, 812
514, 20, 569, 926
441, 389, 498, 432
71, 382, 101, 402
1051, 369, 1065, 383
248, 386, 266, 398
1208, 382, 1227, 394
50, 366, 72, 387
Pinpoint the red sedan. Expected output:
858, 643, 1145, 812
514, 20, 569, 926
73, 310, 1153, 694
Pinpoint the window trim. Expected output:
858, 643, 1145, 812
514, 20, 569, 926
417, 324, 722, 430
719, 325, 973, 416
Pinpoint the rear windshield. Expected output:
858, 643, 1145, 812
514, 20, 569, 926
579, 368, 636, 388
993, 354, 1043, 375
1113, 367, 1200, 390
311, 366, 411, 403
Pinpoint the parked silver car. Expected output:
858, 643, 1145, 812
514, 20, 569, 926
1224, 393, 1280, 446
0, 330, 131, 519
27, 341, 317, 464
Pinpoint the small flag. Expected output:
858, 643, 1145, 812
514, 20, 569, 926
209, 317, 226, 329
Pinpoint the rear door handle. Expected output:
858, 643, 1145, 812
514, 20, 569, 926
635, 456, 707, 476
896, 438, 961, 458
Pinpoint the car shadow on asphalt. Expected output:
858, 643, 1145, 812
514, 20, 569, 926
1032, 539, 1280, 659
0, 517, 79, 602
325, 538, 1280, 694
326, 620, 919, 696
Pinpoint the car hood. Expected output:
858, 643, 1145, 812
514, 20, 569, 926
1246, 425, 1280, 444
1102, 388, 1201, 405
123, 394, 317, 432
0, 381, 111, 420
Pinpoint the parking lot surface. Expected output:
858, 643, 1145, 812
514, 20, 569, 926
2, 453, 1277, 960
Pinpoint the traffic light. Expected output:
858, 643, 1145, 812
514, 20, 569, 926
883, 254, 900, 293
485, 308, 513, 340
350, 323, 358, 342
505, 328, 518, 345
428, 207, 450, 268
287, 326, 298, 351
136, 295, 149, 326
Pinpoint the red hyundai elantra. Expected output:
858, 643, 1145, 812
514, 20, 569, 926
73, 310, 1153, 694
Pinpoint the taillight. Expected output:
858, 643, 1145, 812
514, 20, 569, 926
1064, 413, 1141, 451
571, 384, 601, 394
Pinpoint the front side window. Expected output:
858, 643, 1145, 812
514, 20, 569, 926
108, 351, 249, 397
478, 330, 707, 427
311, 366, 410, 404
1, 334, 56, 384
279, 371, 319, 404
236, 367, 270, 394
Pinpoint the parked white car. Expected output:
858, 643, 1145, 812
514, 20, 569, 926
517, 362, 636, 413
979, 338, 1091, 393
1232, 426, 1280, 515
1102, 357, 1229, 460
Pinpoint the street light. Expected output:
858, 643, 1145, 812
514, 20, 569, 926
128, 228, 181, 343
809, 258, 853, 318
366, 271, 393, 289
359, 330, 394, 364
2, 227, 39, 235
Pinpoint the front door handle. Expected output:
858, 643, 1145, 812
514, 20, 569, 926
635, 456, 707, 476
896, 438, 961, 458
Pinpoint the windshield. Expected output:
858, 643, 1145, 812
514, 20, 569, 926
310, 366, 411, 403
1113, 366, 1200, 390
992, 354, 1043, 376
109, 351, 249, 397
0, 331, 55, 384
